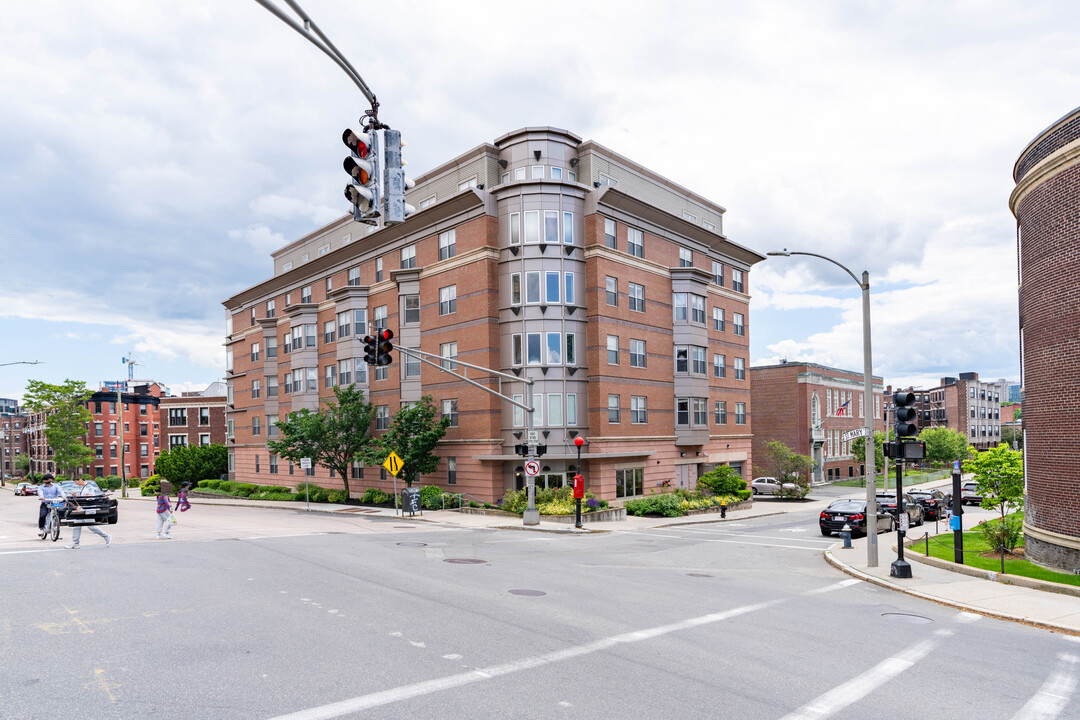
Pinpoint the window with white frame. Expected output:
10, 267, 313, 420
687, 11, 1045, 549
675, 345, 689, 373
735, 402, 747, 424
606, 276, 618, 306
326, 277, 332, 293
353, 309, 366, 337
544, 211, 558, 244
551, 167, 563, 180
531, 166, 544, 179
282, 262, 292, 272
439, 286, 456, 315
563, 211, 573, 244
547, 394, 563, 426
401, 245, 416, 269
683, 211, 697, 223
405, 353, 420, 378
251, 417, 261, 437
531, 396, 542, 428
374, 305, 387, 330
630, 339, 646, 368
509, 212, 520, 245
599, 173, 618, 188
679, 247, 692, 267
604, 218, 616, 248
525, 332, 542, 365
692, 346, 706, 374
514, 167, 526, 180
715, 401, 727, 424
458, 177, 477, 191
566, 393, 578, 425
693, 398, 708, 425
501, 172, 509, 184
267, 376, 278, 398
512, 334, 523, 365
441, 342, 458, 371
353, 358, 368, 385
608, 394, 620, 423
323, 320, 335, 344
732, 268, 744, 293
676, 398, 690, 426
404, 295, 420, 325
511, 273, 521, 305
545, 271, 560, 304
348, 268, 361, 287
628, 282, 644, 312
439, 229, 456, 260
305, 323, 317, 348
733, 312, 745, 336
376, 405, 390, 430
631, 396, 647, 424
337, 310, 351, 339
607, 335, 619, 365
251, 342, 260, 362
266, 299, 276, 317
545, 332, 562, 364
306, 367, 317, 392
337, 359, 352, 386
713, 307, 725, 332
524, 210, 540, 243
301, 285, 312, 304
734, 357, 745, 380
703, 220, 715, 231
325, 365, 336, 388
691, 294, 705, 323
628, 227, 644, 257
419, 195, 437, 210
712, 261, 724, 286
376, 257, 383, 282
524, 271, 541, 304
674, 293, 688, 321
714, 354, 726, 378
252, 379, 260, 399
513, 394, 524, 427
442, 399, 458, 427
564, 272, 575, 305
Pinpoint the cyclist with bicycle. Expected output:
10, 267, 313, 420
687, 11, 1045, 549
36, 473, 67, 539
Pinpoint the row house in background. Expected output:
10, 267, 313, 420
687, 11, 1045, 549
223, 126, 763, 503
889, 372, 1007, 452
1, 398, 29, 481
750, 361, 885, 484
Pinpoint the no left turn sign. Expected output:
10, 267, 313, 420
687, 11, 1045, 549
525, 460, 540, 476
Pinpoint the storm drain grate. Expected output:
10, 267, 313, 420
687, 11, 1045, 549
687, 573, 714, 578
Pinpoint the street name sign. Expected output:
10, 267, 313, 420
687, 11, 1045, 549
841, 428, 868, 442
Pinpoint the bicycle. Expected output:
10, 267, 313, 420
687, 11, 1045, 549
40, 499, 64, 542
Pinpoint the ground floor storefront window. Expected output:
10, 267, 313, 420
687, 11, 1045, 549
615, 467, 644, 498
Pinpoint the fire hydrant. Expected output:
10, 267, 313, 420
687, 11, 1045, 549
840, 524, 853, 549
720, 498, 727, 519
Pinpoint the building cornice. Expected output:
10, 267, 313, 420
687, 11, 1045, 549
1024, 521, 1080, 549
1010, 137, 1080, 216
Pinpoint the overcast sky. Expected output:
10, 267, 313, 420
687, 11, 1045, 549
2, 0, 1075, 403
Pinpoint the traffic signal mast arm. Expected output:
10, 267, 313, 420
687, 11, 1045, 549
394, 345, 533, 414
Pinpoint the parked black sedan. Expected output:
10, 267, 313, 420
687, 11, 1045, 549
908, 489, 951, 520
819, 499, 894, 537
875, 492, 924, 527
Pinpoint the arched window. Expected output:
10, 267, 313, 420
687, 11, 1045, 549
811, 392, 821, 427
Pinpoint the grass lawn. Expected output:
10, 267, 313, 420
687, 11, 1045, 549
832, 468, 951, 489
907, 530, 1080, 588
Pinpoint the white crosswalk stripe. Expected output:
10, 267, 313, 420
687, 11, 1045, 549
1010, 653, 1080, 720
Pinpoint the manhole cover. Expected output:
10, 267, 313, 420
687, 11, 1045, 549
396, 542, 427, 547
881, 612, 933, 624
687, 573, 713, 578
509, 589, 546, 596
444, 558, 487, 564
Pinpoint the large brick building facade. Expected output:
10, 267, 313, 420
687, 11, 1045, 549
1, 398, 28, 482
223, 127, 763, 503
1010, 105, 1080, 573
750, 362, 885, 484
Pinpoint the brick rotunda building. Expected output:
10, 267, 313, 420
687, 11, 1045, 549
1010, 106, 1080, 573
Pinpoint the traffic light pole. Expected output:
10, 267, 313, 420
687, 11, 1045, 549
394, 346, 539, 525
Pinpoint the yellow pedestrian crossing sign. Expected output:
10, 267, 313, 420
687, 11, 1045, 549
383, 451, 403, 477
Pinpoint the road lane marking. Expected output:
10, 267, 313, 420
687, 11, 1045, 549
804, 579, 861, 595
779, 629, 954, 720
91, 668, 119, 703
267, 599, 784, 720
1010, 653, 1080, 720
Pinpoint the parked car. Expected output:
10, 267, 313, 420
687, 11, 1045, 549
751, 477, 798, 495
819, 499, 894, 537
907, 489, 952, 520
961, 481, 983, 505
60, 481, 118, 526
875, 492, 924, 527
15, 482, 39, 496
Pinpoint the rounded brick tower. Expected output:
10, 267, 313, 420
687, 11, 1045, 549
1010, 106, 1080, 572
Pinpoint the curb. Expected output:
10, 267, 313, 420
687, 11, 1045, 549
823, 548, 1080, 637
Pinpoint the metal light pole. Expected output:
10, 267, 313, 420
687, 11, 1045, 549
768, 249, 879, 567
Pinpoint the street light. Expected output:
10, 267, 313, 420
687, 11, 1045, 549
767, 248, 879, 568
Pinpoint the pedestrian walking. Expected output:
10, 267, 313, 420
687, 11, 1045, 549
174, 481, 192, 513
65, 477, 112, 549
155, 489, 174, 539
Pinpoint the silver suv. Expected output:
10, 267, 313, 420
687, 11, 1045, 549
961, 481, 983, 505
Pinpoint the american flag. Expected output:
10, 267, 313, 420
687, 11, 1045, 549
836, 399, 850, 416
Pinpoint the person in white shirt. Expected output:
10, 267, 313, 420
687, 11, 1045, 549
65, 477, 112, 549
36, 474, 66, 538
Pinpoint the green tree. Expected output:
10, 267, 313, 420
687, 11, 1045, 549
1001, 425, 1023, 450
268, 384, 377, 497
23, 379, 95, 480
965, 443, 1025, 550
155, 444, 227, 487
852, 430, 890, 474
918, 426, 971, 465
754, 440, 813, 499
364, 395, 450, 487
697, 465, 748, 496
14, 453, 30, 475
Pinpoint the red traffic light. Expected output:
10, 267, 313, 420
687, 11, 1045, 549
378, 329, 394, 341
342, 128, 372, 158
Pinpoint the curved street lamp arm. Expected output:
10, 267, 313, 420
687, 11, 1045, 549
787, 251, 864, 288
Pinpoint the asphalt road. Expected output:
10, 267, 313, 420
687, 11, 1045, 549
1, 494, 1076, 720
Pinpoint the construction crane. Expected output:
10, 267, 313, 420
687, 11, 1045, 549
122, 354, 143, 380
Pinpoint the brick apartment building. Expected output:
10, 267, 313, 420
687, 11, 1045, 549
1011, 105, 1080, 572
1, 398, 28, 482
889, 372, 1007, 452
25, 381, 227, 481
750, 361, 885, 484
223, 126, 764, 503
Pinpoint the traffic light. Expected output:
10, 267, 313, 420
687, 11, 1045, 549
893, 391, 918, 437
375, 329, 394, 366
535, 444, 547, 457
382, 128, 415, 225
362, 335, 378, 365
342, 127, 380, 225
514, 444, 528, 457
